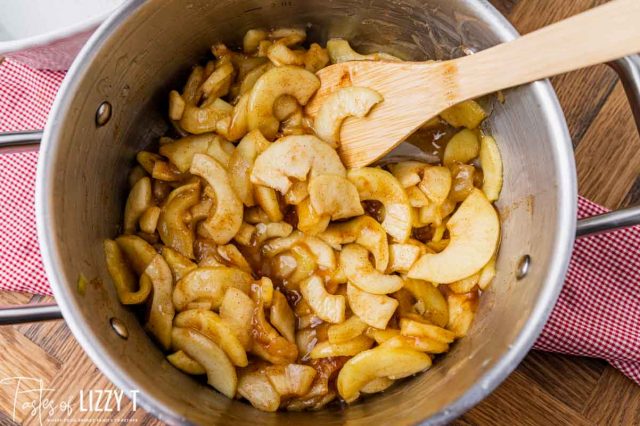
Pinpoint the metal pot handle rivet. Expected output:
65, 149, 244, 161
96, 101, 112, 127
516, 255, 531, 280
110, 317, 129, 339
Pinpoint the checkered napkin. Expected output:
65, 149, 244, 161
2, 58, 640, 385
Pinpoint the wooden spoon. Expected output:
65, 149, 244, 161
306, 0, 640, 168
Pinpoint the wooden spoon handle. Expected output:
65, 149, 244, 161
453, 0, 640, 101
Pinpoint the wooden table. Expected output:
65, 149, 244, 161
1, 0, 639, 424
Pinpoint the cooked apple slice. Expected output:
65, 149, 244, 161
408, 189, 499, 283
219, 287, 255, 350
115, 235, 157, 275
172, 266, 253, 311
361, 377, 394, 394
403, 278, 449, 328
419, 166, 451, 206
478, 256, 497, 290
161, 247, 197, 282
254, 185, 283, 222
440, 99, 486, 129
304, 43, 330, 73
284, 180, 309, 205
157, 181, 200, 259
167, 350, 205, 375
228, 130, 271, 206
252, 302, 299, 364
144, 255, 174, 350
387, 243, 421, 273
309, 174, 364, 220
314, 86, 383, 147
123, 177, 152, 234
447, 292, 478, 338
327, 315, 368, 344
264, 364, 317, 398
104, 240, 152, 305
159, 133, 211, 173
190, 153, 243, 244
326, 39, 401, 64
237, 368, 280, 412
171, 327, 237, 398
270, 290, 296, 343
480, 134, 503, 202
243, 29, 268, 54
346, 284, 398, 329
254, 221, 294, 245
247, 66, 320, 139
174, 309, 248, 367
443, 128, 479, 166
405, 186, 429, 207
180, 99, 233, 134
310, 335, 374, 359
318, 215, 388, 272
296, 197, 330, 235
299, 275, 346, 323
388, 161, 427, 188
251, 135, 345, 194
337, 344, 431, 402
302, 236, 337, 270
399, 318, 455, 343
347, 167, 412, 242
139, 206, 161, 234
340, 244, 402, 294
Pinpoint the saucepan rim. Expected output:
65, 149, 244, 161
35, 0, 577, 423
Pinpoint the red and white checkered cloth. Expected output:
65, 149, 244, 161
1, 58, 640, 385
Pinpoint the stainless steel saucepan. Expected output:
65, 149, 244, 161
2, 0, 640, 424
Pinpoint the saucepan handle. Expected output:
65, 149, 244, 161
576, 55, 640, 238
0, 130, 63, 325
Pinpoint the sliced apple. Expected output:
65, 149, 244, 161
123, 177, 152, 234
419, 166, 451, 206
103, 240, 152, 305
443, 128, 479, 166
270, 290, 296, 343
447, 292, 478, 338
254, 185, 283, 222
172, 266, 252, 311
327, 315, 368, 344
318, 215, 388, 272
161, 246, 197, 282
308, 174, 364, 220
314, 87, 383, 147
219, 287, 255, 350
337, 344, 431, 402
171, 327, 237, 398
115, 235, 157, 275
174, 309, 248, 367
157, 181, 200, 259
387, 243, 421, 273
296, 197, 330, 235
310, 335, 374, 359
252, 302, 299, 364
299, 275, 345, 323
408, 189, 499, 283
403, 278, 449, 328
167, 350, 205, 375
144, 255, 174, 350
361, 377, 394, 394
190, 153, 243, 244
440, 99, 486, 129
251, 135, 345, 194
388, 161, 428, 188
247, 66, 320, 139
346, 284, 398, 329
302, 236, 337, 270
228, 129, 271, 206
326, 39, 401, 64
264, 364, 317, 398
243, 29, 268, 54
237, 368, 280, 412
340, 244, 402, 295
480, 134, 503, 202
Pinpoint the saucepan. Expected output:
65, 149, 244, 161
1, 0, 640, 424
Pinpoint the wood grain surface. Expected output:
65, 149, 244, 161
1, 0, 639, 424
